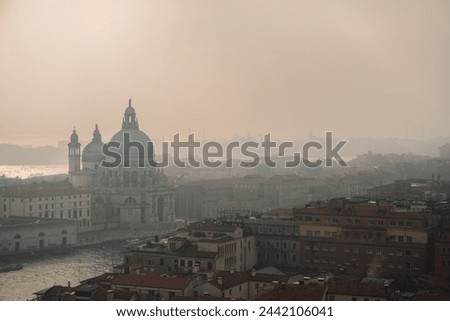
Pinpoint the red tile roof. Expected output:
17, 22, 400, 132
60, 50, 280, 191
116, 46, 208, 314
112, 273, 192, 291
253, 284, 327, 301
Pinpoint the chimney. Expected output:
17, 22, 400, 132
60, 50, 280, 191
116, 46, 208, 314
303, 277, 311, 285
318, 277, 325, 286
218, 277, 223, 285
251, 269, 256, 277
67, 281, 71, 292
155, 235, 159, 243
106, 289, 114, 301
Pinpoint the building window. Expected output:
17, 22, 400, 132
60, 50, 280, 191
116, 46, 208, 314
305, 243, 311, 250
292, 255, 297, 262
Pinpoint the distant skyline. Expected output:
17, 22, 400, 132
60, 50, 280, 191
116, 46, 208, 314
1, 0, 449, 146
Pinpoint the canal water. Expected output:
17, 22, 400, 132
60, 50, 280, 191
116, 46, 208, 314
0, 241, 125, 300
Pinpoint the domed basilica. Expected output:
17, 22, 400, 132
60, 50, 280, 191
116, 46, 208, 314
68, 100, 175, 229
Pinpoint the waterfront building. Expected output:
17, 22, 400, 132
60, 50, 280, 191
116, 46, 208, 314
68, 100, 175, 229
0, 181, 91, 232
0, 216, 77, 254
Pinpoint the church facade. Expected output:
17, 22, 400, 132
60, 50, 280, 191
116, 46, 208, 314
68, 100, 175, 230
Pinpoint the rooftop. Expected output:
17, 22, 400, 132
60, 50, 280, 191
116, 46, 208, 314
253, 284, 327, 301
112, 272, 192, 291
0, 181, 87, 198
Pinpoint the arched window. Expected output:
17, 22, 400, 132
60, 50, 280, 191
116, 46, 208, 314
38, 232, 45, 237
124, 197, 137, 205
61, 229, 68, 235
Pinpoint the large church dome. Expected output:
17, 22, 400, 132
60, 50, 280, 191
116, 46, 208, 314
107, 99, 153, 165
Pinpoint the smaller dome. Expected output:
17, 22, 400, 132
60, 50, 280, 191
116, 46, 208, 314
82, 125, 105, 163
82, 142, 105, 163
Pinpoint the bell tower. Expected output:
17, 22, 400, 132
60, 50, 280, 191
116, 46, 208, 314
68, 129, 81, 173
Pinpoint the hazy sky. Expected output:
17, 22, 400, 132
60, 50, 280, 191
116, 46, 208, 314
0, 0, 449, 146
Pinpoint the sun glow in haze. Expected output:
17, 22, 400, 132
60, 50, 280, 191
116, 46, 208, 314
0, 0, 449, 146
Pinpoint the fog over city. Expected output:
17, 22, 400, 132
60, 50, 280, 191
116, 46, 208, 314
1, 0, 449, 148
2, 0, 450, 306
